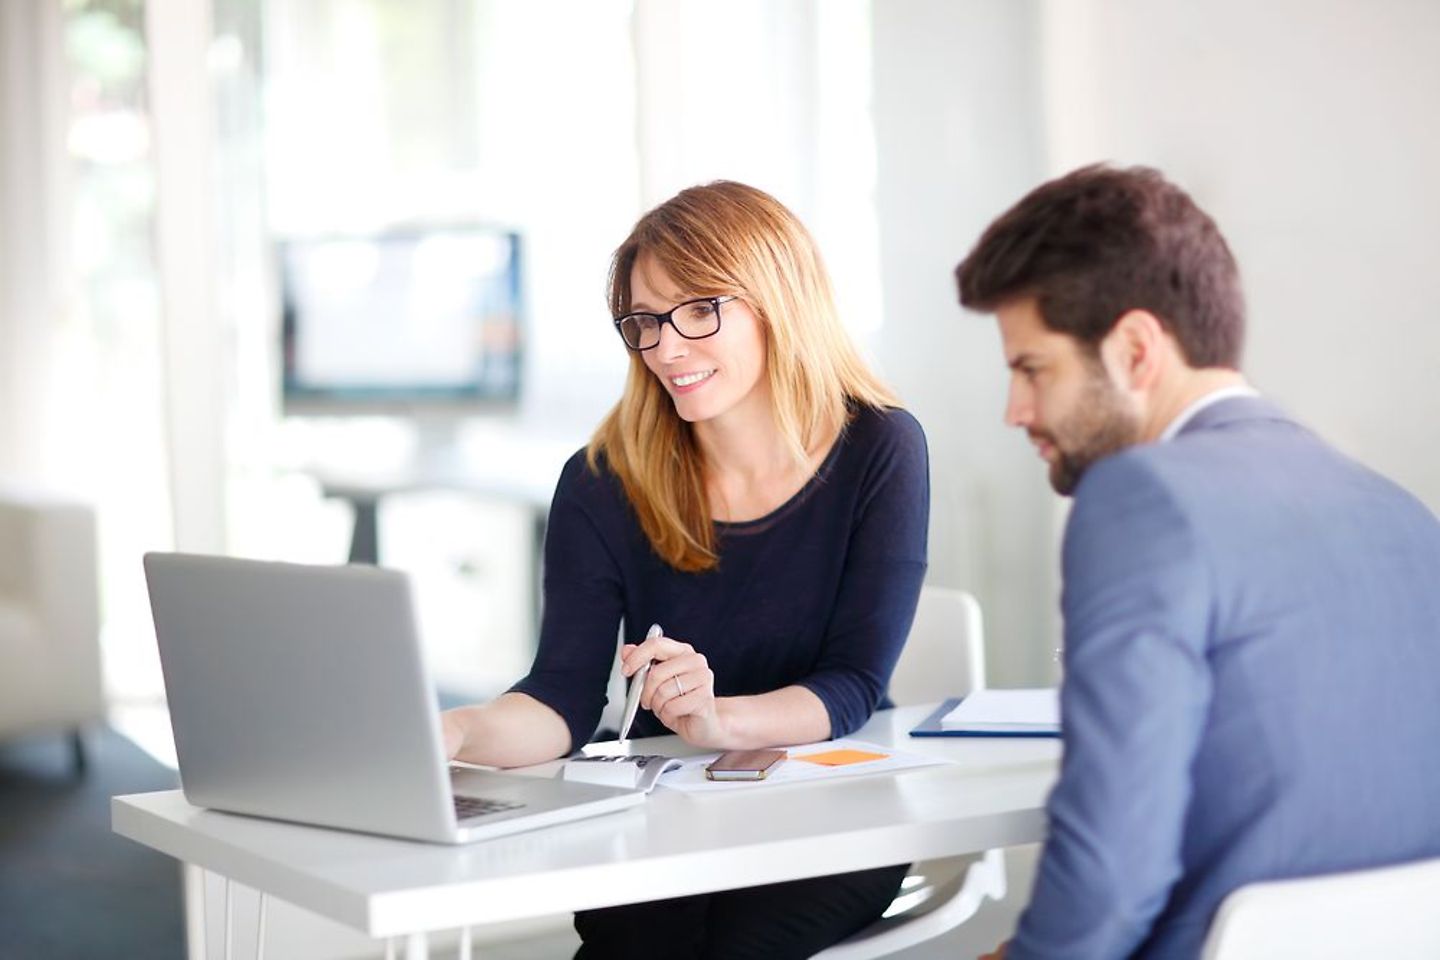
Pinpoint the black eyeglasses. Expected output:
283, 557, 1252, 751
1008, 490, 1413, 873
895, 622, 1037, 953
612, 296, 738, 351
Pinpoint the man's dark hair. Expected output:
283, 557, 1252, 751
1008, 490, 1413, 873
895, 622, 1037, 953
955, 164, 1245, 367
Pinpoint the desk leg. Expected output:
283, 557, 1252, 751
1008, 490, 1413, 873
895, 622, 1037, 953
184, 863, 208, 960
255, 893, 268, 960
458, 926, 472, 960
404, 932, 429, 960
348, 495, 381, 564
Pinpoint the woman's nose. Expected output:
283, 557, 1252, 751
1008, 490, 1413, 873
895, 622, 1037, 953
655, 320, 689, 361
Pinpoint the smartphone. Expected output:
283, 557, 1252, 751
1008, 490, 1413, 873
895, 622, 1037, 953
704, 749, 788, 781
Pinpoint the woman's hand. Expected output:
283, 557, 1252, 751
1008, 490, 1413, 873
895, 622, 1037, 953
620, 632, 726, 747
441, 710, 465, 760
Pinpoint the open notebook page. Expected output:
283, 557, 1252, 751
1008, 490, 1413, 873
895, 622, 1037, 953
940, 688, 1060, 732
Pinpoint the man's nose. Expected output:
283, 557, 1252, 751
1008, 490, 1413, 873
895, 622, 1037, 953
1004, 382, 1032, 429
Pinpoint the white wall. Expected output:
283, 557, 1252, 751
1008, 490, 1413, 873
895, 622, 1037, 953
872, 0, 1061, 688
631, 0, 885, 341
1043, 0, 1440, 513
871, 0, 1440, 685
14, 0, 1439, 694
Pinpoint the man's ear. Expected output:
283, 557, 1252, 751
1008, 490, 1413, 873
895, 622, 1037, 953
1100, 309, 1171, 391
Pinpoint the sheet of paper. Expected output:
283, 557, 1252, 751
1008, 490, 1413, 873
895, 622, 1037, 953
940, 688, 1060, 731
657, 738, 946, 794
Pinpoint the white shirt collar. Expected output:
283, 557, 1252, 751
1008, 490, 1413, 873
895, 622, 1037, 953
1159, 384, 1260, 442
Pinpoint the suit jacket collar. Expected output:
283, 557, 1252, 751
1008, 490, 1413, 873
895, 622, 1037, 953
1176, 394, 1294, 437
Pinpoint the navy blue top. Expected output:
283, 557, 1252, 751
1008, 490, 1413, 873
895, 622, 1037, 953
510, 404, 930, 751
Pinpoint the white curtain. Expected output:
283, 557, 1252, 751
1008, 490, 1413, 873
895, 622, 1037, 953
0, 0, 67, 483
146, 0, 228, 554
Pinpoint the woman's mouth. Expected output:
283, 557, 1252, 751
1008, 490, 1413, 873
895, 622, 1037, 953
670, 369, 716, 392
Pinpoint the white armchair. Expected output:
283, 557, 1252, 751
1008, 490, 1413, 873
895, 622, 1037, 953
0, 484, 104, 772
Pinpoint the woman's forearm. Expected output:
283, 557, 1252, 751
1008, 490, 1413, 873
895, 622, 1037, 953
442, 692, 572, 768
713, 685, 832, 749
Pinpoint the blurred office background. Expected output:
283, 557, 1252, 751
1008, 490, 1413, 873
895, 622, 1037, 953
2, 0, 1438, 955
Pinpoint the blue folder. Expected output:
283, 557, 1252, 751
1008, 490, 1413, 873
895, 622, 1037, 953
909, 696, 1062, 738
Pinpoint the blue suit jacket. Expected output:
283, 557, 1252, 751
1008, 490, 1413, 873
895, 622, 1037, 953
1009, 396, 1440, 959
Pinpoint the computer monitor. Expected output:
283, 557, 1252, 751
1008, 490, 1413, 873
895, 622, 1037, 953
279, 227, 523, 417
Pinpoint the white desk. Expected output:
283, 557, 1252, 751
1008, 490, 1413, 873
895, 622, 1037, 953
112, 705, 1059, 954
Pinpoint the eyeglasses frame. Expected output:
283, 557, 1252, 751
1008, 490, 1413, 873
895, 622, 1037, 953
612, 295, 740, 352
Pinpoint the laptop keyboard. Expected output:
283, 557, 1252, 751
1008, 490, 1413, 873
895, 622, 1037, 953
454, 795, 526, 821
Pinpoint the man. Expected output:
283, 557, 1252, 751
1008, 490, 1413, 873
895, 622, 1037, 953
956, 164, 1440, 959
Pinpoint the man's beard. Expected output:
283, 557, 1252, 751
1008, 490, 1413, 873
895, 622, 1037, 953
1036, 373, 1142, 495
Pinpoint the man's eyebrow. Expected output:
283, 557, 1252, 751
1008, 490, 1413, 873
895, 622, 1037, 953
1008, 352, 1039, 370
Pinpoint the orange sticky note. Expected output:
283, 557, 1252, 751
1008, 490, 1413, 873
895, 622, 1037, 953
795, 748, 889, 766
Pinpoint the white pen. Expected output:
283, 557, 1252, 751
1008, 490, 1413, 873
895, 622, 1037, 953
618, 623, 663, 742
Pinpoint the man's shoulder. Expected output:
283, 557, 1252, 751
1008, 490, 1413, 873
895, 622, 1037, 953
1076, 402, 1306, 504
1071, 442, 1188, 509
1073, 403, 1438, 551
1063, 423, 1276, 556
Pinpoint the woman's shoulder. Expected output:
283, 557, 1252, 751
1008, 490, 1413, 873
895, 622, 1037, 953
841, 403, 929, 459
814, 403, 928, 496
553, 445, 629, 513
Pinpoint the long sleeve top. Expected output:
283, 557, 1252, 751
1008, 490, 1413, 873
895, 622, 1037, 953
510, 403, 930, 750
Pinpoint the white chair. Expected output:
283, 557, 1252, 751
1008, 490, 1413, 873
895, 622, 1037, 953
1200, 855, 1440, 960
0, 484, 104, 772
886, 584, 986, 706
814, 585, 1006, 959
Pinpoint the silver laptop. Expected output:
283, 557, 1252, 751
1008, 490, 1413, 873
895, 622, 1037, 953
143, 552, 644, 844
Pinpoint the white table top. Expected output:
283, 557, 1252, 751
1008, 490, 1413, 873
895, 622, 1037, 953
112, 705, 1059, 938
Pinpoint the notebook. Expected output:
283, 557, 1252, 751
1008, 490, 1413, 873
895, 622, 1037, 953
143, 552, 644, 844
910, 688, 1061, 738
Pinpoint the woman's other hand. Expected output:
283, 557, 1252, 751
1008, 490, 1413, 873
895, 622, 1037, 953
621, 633, 725, 747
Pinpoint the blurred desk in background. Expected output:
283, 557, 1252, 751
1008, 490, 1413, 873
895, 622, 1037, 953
307, 432, 579, 621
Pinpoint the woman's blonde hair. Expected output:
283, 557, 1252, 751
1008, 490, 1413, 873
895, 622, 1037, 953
587, 181, 897, 572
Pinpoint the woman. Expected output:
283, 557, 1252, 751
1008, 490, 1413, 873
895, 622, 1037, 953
442, 181, 929, 959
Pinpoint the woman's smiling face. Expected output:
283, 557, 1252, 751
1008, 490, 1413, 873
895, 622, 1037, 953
632, 255, 770, 427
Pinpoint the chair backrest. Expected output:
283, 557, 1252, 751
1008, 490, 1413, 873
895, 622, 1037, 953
886, 585, 985, 706
1201, 855, 1440, 960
